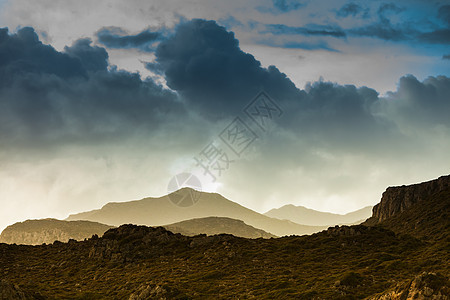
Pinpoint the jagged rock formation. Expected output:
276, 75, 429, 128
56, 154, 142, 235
370, 272, 449, 300
363, 175, 450, 241
0, 219, 114, 245
369, 175, 450, 223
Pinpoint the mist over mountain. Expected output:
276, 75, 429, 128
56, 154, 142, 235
67, 188, 326, 237
265, 205, 372, 226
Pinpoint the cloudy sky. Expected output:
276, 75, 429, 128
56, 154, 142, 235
0, 0, 449, 231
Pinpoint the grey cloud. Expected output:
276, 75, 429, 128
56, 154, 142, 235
438, 5, 450, 25
0, 27, 184, 150
0, 27, 86, 83
152, 19, 301, 118
64, 38, 109, 72
336, 3, 369, 18
96, 27, 162, 50
264, 24, 346, 38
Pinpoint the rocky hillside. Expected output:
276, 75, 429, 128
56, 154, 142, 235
165, 216, 277, 238
0, 222, 447, 299
0, 219, 114, 245
0, 175, 448, 298
364, 175, 450, 242
367, 175, 450, 223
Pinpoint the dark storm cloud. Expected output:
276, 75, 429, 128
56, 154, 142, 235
416, 4, 450, 44
348, 3, 410, 41
96, 27, 161, 50
1, 20, 449, 156
438, 5, 450, 25
349, 22, 411, 41
265, 24, 346, 38
382, 75, 450, 128
347, 3, 450, 44
149, 19, 450, 155
278, 41, 338, 52
377, 3, 404, 18
152, 19, 301, 118
64, 38, 109, 72
418, 29, 450, 45
336, 3, 368, 18
0, 27, 86, 82
272, 0, 304, 12
0, 27, 183, 148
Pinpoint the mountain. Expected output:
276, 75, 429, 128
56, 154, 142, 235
364, 174, 450, 241
0, 175, 448, 298
165, 216, 277, 238
264, 204, 372, 226
67, 188, 325, 236
0, 216, 274, 245
0, 218, 114, 245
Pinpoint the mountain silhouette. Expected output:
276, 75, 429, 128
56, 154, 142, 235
165, 216, 277, 238
264, 204, 372, 226
67, 188, 325, 236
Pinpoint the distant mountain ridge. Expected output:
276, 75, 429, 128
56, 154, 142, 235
165, 216, 277, 238
0, 216, 276, 245
0, 219, 113, 245
67, 188, 326, 236
264, 204, 372, 226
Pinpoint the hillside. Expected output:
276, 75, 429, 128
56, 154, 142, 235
67, 188, 325, 237
364, 175, 450, 242
165, 216, 277, 238
265, 205, 372, 226
0, 175, 448, 298
0, 219, 114, 245
0, 221, 447, 299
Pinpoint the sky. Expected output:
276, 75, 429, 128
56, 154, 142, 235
0, 0, 449, 232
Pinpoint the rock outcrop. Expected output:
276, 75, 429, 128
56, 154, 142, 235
369, 175, 450, 223
370, 272, 449, 300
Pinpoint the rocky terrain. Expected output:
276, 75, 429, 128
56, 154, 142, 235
0, 175, 448, 299
367, 175, 450, 223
